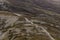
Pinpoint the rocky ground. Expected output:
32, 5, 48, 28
0, 0, 60, 40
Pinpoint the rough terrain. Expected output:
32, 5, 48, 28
0, 0, 60, 40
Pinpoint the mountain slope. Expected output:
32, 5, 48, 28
0, 0, 60, 40
6, 0, 60, 13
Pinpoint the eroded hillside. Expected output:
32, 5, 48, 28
0, 0, 60, 40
